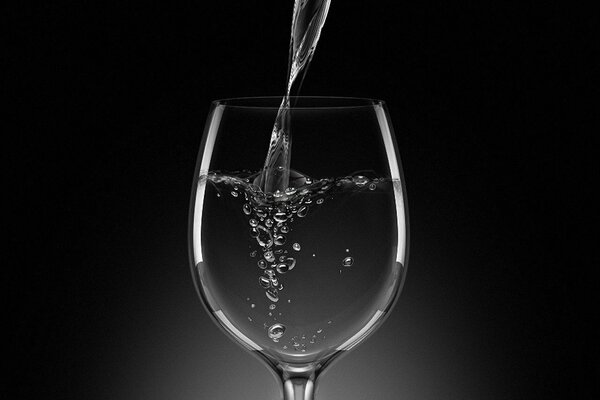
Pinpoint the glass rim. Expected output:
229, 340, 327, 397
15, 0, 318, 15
212, 96, 386, 110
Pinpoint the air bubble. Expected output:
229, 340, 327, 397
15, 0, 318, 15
264, 269, 275, 277
276, 263, 288, 274
352, 175, 369, 186
250, 250, 257, 257
231, 191, 239, 197
274, 212, 288, 223
249, 219, 258, 227
287, 257, 297, 270
250, 228, 259, 238
293, 243, 301, 251
256, 226, 273, 248
342, 256, 354, 267
284, 187, 296, 195
268, 323, 286, 341
251, 303, 256, 309
270, 276, 279, 287
297, 206, 308, 217
269, 304, 276, 310
265, 219, 273, 228
264, 251, 275, 262
274, 234, 286, 246
280, 225, 290, 233
242, 203, 252, 215
266, 288, 279, 302
316, 198, 324, 204
257, 259, 267, 269
277, 257, 296, 274
369, 183, 377, 190
259, 276, 270, 288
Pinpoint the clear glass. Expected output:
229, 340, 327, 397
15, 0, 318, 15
189, 96, 409, 399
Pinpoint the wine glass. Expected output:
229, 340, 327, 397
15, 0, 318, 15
189, 96, 408, 400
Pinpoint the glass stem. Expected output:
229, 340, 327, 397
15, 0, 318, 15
283, 377, 315, 400
278, 364, 319, 400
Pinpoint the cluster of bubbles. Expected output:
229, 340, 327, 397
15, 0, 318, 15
206, 170, 382, 346
245, 197, 304, 306
285, 326, 328, 352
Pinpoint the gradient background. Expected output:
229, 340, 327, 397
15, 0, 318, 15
6, 1, 595, 399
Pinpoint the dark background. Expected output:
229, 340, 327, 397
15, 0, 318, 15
6, 1, 595, 399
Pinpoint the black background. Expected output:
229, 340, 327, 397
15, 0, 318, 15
6, 1, 595, 399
